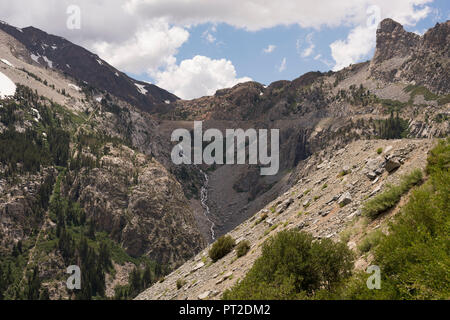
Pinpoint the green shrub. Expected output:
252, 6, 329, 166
209, 235, 235, 262
236, 241, 251, 258
331, 138, 450, 300
377, 148, 383, 154
370, 139, 450, 299
357, 230, 384, 253
338, 169, 351, 177
176, 278, 186, 290
362, 169, 423, 219
255, 212, 268, 225
223, 231, 354, 300
426, 138, 450, 175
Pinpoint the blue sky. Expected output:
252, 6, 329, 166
1, 0, 449, 99
134, 0, 449, 88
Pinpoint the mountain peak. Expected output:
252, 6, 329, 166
372, 18, 420, 64
0, 22, 178, 113
377, 18, 405, 33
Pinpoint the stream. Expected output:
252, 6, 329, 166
199, 169, 216, 241
178, 145, 216, 241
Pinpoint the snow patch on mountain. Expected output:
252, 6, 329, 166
0, 59, 14, 68
42, 56, 53, 68
68, 83, 81, 91
30, 53, 40, 64
0, 71, 16, 98
135, 83, 148, 95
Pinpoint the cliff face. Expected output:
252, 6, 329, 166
67, 144, 205, 266
0, 27, 205, 299
370, 19, 450, 94
372, 18, 421, 64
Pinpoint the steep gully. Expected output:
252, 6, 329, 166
178, 145, 216, 242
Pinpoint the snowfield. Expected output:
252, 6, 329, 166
0, 71, 16, 98
68, 83, 81, 91
135, 83, 148, 95
1, 58, 14, 68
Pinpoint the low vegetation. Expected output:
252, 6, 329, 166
236, 241, 251, 258
209, 236, 236, 262
334, 138, 450, 299
362, 169, 423, 219
225, 139, 449, 300
223, 231, 354, 299
357, 230, 384, 254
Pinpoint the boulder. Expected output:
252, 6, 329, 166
366, 157, 385, 172
198, 291, 211, 300
277, 198, 293, 213
366, 171, 378, 180
216, 271, 233, 284
320, 210, 331, 217
338, 192, 352, 206
385, 156, 401, 172
192, 262, 204, 272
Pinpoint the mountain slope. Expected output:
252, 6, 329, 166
153, 19, 449, 241
136, 18, 449, 300
0, 25, 204, 300
0, 21, 178, 113
0, 17, 448, 301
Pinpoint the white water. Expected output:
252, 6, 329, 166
177, 145, 216, 241
199, 169, 216, 241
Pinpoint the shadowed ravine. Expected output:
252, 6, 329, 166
200, 170, 216, 242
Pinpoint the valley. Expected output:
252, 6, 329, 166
0, 18, 448, 300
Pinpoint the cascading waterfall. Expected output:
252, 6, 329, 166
199, 169, 216, 241
177, 145, 216, 241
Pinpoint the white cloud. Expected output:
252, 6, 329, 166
202, 25, 218, 44
91, 19, 189, 75
278, 58, 287, 72
330, 25, 376, 71
154, 55, 252, 99
297, 33, 315, 58
0, 0, 434, 93
263, 44, 276, 53
124, 0, 433, 31
202, 31, 216, 43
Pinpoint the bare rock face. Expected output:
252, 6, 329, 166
69, 145, 206, 267
370, 18, 450, 94
372, 18, 420, 64
385, 156, 402, 173
338, 192, 352, 207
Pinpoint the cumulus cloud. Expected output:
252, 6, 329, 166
330, 25, 376, 71
154, 55, 252, 100
263, 44, 276, 53
92, 19, 189, 75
